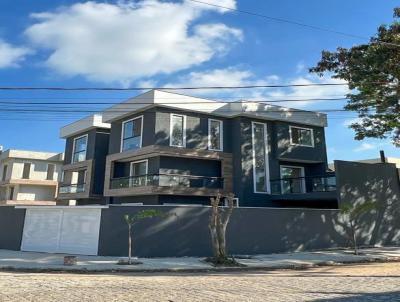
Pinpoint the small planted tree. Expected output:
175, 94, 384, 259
123, 209, 172, 265
207, 193, 239, 266
340, 201, 378, 255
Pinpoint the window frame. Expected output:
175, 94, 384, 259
289, 125, 315, 147
169, 114, 187, 148
22, 162, 31, 179
129, 159, 149, 177
251, 121, 270, 194
279, 165, 306, 194
46, 163, 56, 181
71, 134, 89, 163
120, 116, 144, 153
208, 118, 223, 151
2, 164, 7, 182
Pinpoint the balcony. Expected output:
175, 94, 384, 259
59, 183, 86, 194
271, 175, 336, 195
107, 174, 225, 197
111, 174, 224, 190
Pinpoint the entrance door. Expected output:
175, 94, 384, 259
280, 166, 305, 194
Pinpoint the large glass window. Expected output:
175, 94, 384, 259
252, 122, 269, 193
72, 135, 88, 163
170, 114, 186, 147
290, 126, 314, 147
280, 166, 305, 194
121, 117, 143, 152
208, 119, 223, 151
129, 160, 148, 187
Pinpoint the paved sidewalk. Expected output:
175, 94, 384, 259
0, 247, 399, 272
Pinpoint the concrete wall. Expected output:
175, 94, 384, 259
98, 203, 400, 257
0, 206, 25, 251
6, 159, 62, 181
335, 160, 400, 246
16, 185, 56, 201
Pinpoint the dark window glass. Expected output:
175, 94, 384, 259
73, 135, 88, 163
122, 118, 142, 151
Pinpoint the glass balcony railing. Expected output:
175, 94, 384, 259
110, 174, 224, 190
270, 176, 336, 195
59, 183, 85, 194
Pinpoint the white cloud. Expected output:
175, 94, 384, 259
353, 142, 376, 152
25, 1, 242, 84
164, 66, 349, 109
0, 40, 31, 68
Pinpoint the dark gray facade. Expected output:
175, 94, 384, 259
0, 206, 25, 251
59, 128, 110, 204
104, 106, 333, 207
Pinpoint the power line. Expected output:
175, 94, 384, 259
0, 83, 355, 91
0, 97, 349, 105
188, 0, 400, 48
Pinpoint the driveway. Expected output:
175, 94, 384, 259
0, 262, 399, 301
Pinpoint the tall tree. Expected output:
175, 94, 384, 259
310, 8, 400, 146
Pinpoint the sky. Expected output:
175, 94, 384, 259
0, 0, 398, 162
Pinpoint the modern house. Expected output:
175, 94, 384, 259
58, 90, 337, 208
0, 149, 64, 205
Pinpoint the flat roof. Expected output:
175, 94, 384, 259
0, 149, 64, 162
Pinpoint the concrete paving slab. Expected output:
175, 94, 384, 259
0, 247, 399, 272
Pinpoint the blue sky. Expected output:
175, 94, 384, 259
0, 0, 398, 162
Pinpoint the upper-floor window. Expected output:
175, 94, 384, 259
289, 126, 314, 147
208, 119, 223, 151
170, 114, 186, 147
121, 116, 143, 152
72, 134, 88, 163
46, 164, 55, 180
252, 122, 270, 193
22, 162, 31, 179
1, 164, 7, 181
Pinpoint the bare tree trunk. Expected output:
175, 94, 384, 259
349, 220, 358, 255
128, 224, 132, 264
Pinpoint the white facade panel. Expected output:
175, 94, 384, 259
21, 208, 102, 255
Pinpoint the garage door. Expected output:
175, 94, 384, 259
21, 208, 102, 255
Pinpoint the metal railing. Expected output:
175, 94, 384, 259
270, 176, 336, 195
110, 174, 224, 190
59, 183, 85, 194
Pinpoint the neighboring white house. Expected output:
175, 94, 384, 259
0, 149, 64, 205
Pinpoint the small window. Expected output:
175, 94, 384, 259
121, 116, 143, 152
72, 135, 88, 163
129, 160, 148, 187
289, 126, 314, 147
170, 114, 186, 147
208, 119, 223, 151
22, 163, 31, 179
46, 164, 55, 180
2, 165, 7, 181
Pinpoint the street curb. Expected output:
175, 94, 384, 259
0, 257, 399, 274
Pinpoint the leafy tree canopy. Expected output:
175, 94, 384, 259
310, 8, 400, 146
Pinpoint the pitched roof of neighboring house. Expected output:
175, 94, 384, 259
0, 149, 64, 162
61, 89, 328, 138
